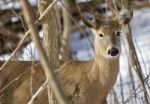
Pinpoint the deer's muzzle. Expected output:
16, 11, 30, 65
108, 47, 119, 56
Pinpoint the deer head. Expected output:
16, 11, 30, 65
82, 10, 132, 59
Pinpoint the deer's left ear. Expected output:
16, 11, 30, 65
82, 12, 96, 28
119, 8, 133, 25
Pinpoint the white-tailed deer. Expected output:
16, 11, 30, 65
58, 10, 128, 104
0, 8, 132, 104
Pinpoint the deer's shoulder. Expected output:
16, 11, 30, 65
58, 60, 92, 95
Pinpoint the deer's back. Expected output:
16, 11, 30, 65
0, 61, 48, 104
0, 60, 92, 104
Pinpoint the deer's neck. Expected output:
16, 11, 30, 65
88, 54, 119, 86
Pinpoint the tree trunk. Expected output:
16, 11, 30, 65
38, 0, 60, 69
38, 0, 60, 103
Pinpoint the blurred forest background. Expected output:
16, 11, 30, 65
0, 0, 150, 104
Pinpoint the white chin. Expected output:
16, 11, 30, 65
105, 54, 120, 59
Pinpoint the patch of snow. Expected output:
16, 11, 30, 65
20, 42, 39, 61
0, 0, 37, 10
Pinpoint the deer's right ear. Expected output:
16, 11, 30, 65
119, 8, 133, 25
82, 12, 96, 28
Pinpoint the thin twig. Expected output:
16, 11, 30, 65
27, 80, 48, 104
124, 70, 150, 103
0, 68, 31, 94
0, 30, 30, 71
38, 0, 59, 21
60, 0, 94, 52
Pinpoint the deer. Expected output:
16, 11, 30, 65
0, 7, 132, 104
58, 10, 132, 104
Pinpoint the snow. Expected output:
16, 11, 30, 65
20, 42, 39, 61
0, 0, 37, 10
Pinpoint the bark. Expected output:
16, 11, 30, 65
38, 0, 60, 69
38, 0, 67, 104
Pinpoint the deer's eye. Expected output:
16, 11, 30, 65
116, 32, 121, 36
99, 34, 104, 37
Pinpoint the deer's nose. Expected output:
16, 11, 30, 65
108, 47, 119, 56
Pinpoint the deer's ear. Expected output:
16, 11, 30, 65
119, 8, 133, 24
82, 12, 96, 28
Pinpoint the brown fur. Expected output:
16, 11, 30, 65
0, 61, 48, 104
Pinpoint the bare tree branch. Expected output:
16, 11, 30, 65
27, 80, 48, 104
38, 0, 59, 21
0, 30, 30, 71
